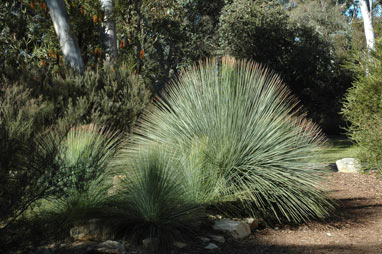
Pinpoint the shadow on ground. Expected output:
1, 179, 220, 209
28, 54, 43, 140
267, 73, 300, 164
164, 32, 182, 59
221, 242, 382, 254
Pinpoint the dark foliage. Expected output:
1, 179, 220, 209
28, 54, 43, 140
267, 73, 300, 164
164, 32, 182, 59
342, 41, 382, 171
0, 84, 65, 232
218, 0, 353, 134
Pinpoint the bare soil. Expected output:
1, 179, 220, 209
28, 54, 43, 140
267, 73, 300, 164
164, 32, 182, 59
221, 171, 382, 254
31, 171, 382, 254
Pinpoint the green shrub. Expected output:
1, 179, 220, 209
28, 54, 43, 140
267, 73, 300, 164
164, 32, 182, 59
342, 41, 382, 170
218, 0, 352, 134
44, 63, 151, 133
219, 0, 293, 69
2, 62, 151, 134
0, 84, 61, 231
133, 57, 334, 224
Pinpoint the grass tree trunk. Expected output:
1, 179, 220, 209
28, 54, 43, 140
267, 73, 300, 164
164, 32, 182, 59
100, 0, 118, 61
46, 0, 85, 73
359, 0, 375, 51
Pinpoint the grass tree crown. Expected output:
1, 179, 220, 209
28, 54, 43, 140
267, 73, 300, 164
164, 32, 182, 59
132, 56, 333, 223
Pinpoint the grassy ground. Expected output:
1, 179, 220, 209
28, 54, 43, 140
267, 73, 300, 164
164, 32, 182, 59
313, 136, 358, 164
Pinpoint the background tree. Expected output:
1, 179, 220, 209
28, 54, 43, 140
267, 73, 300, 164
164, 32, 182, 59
100, 0, 118, 61
219, 0, 353, 133
359, 0, 375, 51
46, 0, 85, 73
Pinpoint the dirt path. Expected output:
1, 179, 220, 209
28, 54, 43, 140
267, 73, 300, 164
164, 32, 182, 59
32, 171, 382, 254
226, 172, 382, 254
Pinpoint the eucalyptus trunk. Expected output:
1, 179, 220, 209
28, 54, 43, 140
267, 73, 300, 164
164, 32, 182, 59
359, 0, 375, 51
100, 0, 118, 61
46, 0, 84, 73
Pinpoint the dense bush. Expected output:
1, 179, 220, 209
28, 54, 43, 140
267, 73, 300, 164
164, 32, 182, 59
0, 85, 61, 231
1, 63, 152, 134
342, 41, 382, 170
218, 0, 353, 134
219, 0, 294, 70
133, 57, 334, 223
50, 64, 151, 133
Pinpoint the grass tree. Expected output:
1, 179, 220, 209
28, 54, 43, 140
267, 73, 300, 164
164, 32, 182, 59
40, 124, 122, 223
133, 57, 334, 223
107, 146, 203, 252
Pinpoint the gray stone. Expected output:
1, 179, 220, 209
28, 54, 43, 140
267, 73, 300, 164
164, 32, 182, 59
93, 240, 126, 254
198, 237, 211, 243
213, 219, 251, 239
204, 243, 219, 250
37, 241, 126, 254
336, 158, 361, 173
173, 241, 187, 249
142, 237, 159, 251
108, 174, 126, 195
209, 235, 225, 243
72, 241, 97, 247
70, 219, 114, 242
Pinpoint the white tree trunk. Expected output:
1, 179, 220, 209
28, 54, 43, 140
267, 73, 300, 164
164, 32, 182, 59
46, 0, 85, 73
100, 0, 118, 61
359, 0, 375, 51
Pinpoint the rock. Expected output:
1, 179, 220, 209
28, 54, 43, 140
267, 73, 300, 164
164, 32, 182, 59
92, 240, 126, 254
336, 158, 361, 173
243, 218, 261, 231
72, 241, 97, 247
113, 174, 126, 185
209, 235, 225, 243
70, 219, 114, 242
173, 241, 187, 249
65, 241, 98, 254
70, 226, 87, 241
108, 174, 126, 195
37, 241, 126, 254
142, 237, 159, 251
204, 243, 219, 250
198, 237, 211, 243
213, 219, 251, 239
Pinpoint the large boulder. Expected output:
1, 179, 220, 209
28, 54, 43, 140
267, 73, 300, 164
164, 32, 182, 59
212, 219, 251, 239
336, 158, 361, 173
